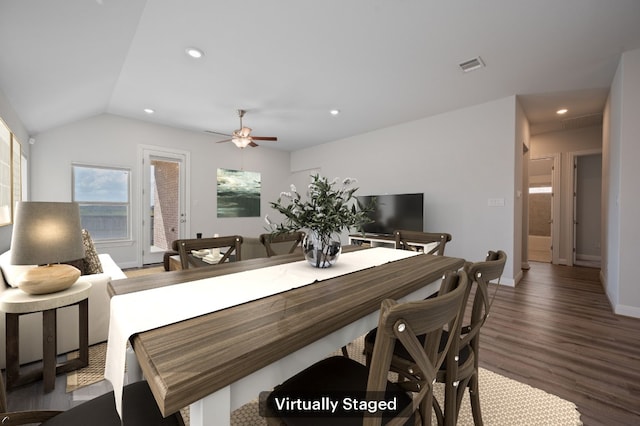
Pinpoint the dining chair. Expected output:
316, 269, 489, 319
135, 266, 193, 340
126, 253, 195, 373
435, 250, 507, 426
394, 230, 452, 255
174, 235, 243, 269
364, 250, 507, 426
259, 231, 305, 257
0, 375, 184, 425
264, 270, 469, 426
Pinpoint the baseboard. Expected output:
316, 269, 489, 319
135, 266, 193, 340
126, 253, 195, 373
576, 254, 601, 262
596, 272, 639, 319
494, 274, 517, 288
614, 303, 640, 319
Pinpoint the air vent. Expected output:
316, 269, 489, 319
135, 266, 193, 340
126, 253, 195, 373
459, 56, 485, 73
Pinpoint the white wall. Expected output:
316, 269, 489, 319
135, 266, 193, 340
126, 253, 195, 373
514, 98, 528, 279
29, 114, 291, 267
291, 96, 520, 284
606, 48, 640, 318
0, 87, 30, 252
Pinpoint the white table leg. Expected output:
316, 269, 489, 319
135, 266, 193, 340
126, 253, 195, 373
125, 346, 143, 383
190, 385, 231, 426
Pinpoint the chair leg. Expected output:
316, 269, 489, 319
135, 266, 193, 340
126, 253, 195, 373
444, 380, 458, 426
469, 373, 484, 426
420, 388, 434, 426
341, 345, 349, 357
432, 398, 444, 426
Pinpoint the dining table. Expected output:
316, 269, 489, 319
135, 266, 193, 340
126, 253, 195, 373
106, 245, 464, 426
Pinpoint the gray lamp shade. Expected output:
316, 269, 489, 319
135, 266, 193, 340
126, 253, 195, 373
10, 202, 85, 266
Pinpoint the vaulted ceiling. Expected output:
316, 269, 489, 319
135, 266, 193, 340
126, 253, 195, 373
1, 1, 639, 150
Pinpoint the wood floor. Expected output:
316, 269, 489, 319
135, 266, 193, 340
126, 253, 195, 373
5, 261, 640, 425
479, 261, 640, 426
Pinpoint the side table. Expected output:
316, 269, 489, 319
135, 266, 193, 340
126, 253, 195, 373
0, 281, 91, 393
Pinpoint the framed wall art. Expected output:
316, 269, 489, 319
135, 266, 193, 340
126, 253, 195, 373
217, 168, 261, 218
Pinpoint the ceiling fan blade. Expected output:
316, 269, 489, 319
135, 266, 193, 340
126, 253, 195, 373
205, 130, 232, 137
216, 138, 232, 143
249, 141, 259, 147
250, 136, 277, 141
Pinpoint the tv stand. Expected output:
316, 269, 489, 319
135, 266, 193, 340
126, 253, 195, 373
348, 234, 396, 249
349, 233, 438, 252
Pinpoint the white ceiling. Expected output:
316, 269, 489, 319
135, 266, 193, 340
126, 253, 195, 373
1, 0, 639, 151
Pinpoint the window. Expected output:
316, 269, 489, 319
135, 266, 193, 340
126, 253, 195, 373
0, 117, 22, 226
529, 186, 552, 194
72, 164, 131, 241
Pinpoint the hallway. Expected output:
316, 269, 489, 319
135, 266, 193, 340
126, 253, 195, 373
479, 262, 640, 426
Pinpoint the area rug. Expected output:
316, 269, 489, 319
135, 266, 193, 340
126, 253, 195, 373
229, 367, 583, 426
68, 338, 582, 425
66, 343, 109, 393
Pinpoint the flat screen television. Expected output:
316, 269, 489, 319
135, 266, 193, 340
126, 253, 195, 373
356, 193, 424, 236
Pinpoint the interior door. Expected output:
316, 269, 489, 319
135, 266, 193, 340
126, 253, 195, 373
141, 148, 188, 265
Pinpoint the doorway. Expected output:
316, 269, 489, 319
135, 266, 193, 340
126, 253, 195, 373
140, 147, 189, 265
573, 153, 602, 268
528, 156, 559, 263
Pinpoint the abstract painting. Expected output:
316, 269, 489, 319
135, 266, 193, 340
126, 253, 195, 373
217, 168, 261, 217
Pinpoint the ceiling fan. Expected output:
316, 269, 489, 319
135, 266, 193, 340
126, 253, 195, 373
211, 109, 278, 149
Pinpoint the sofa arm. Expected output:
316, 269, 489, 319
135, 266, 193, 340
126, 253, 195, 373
98, 253, 127, 281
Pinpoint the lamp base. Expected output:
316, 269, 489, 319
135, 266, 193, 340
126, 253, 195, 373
18, 264, 81, 295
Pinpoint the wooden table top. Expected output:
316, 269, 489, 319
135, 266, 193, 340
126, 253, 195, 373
109, 249, 330, 297
108, 249, 464, 416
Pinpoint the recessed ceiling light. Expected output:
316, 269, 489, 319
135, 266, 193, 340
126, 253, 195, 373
330, 109, 340, 116
185, 47, 204, 59
556, 108, 568, 115
144, 108, 155, 114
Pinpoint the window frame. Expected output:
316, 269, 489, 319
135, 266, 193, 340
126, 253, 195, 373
0, 116, 22, 226
72, 163, 132, 242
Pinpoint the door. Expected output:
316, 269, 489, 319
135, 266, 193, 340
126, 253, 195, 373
141, 148, 188, 265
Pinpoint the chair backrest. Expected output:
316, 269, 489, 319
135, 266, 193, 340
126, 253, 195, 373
364, 270, 469, 426
258, 232, 305, 257
460, 250, 507, 349
174, 236, 243, 269
394, 230, 452, 255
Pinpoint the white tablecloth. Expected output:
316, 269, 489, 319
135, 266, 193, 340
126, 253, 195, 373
105, 247, 420, 417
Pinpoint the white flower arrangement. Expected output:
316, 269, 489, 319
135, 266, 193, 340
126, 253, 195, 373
266, 174, 373, 239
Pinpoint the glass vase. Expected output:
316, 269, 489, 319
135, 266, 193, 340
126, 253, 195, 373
303, 231, 342, 268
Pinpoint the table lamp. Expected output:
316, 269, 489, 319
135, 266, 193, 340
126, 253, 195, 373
10, 201, 85, 294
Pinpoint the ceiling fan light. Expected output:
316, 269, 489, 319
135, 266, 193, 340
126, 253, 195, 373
232, 136, 251, 148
